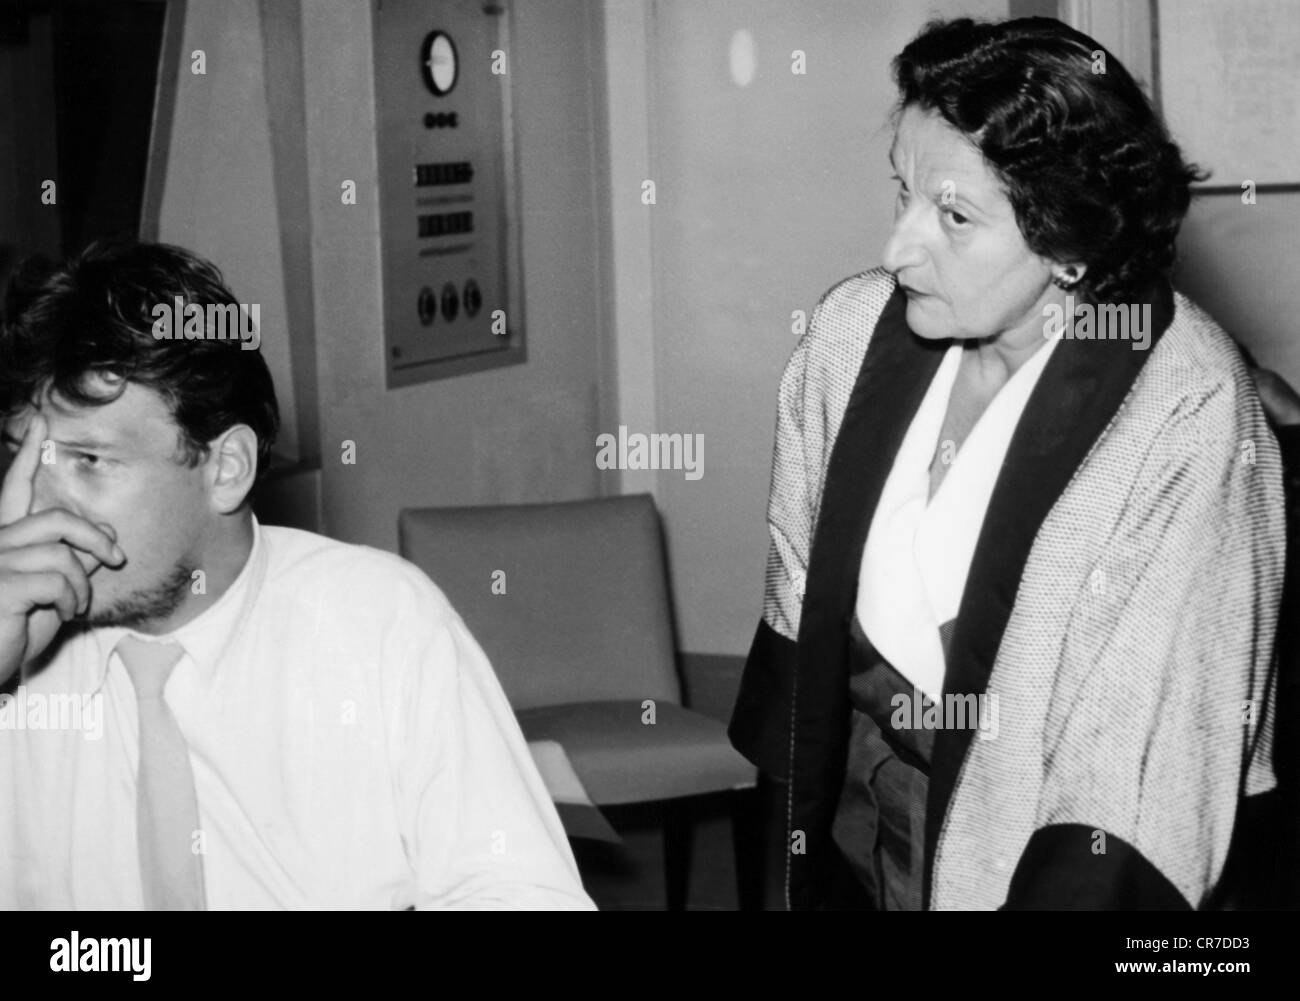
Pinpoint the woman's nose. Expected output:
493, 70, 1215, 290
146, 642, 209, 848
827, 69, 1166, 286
881, 207, 926, 276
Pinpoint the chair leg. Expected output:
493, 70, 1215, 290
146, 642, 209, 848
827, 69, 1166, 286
730, 785, 765, 911
662, 798, 692, 911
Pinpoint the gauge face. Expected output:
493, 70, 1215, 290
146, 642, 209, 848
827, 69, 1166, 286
420, 31, 458, 96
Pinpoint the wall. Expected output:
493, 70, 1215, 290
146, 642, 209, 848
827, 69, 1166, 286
301, 0, 609, 551
156, 0, 300, 460
155, 0, 611, 546
1176, 192, 1300, 387
638, 0, 1006, 656
1041, 0, 1300, 385
0, 9, 61, 266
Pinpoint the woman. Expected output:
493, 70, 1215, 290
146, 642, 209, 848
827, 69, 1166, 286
728, 16, 1285, 910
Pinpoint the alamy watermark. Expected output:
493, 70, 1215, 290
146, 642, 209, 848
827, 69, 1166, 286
151, 297, 261, 351
595, 425, 704, 481
50, 932, 150, 981
0, 688, 103, 741
1042, 294, 1151, 351
890, 688, 999, 741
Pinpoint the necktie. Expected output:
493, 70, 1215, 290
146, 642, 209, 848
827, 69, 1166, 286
116, 635, 207, 910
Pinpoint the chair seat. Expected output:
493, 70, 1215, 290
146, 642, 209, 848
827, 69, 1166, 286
516, 700, 757, 806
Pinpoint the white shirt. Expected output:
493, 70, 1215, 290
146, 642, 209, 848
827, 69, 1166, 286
0, 517, 594, 910
856, 337, 1059, 701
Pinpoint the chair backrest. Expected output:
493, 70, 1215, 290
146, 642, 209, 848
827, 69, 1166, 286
398, 494, 681, 711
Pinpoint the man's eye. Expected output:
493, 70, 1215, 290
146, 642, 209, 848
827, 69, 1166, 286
73, 452, 101, 470
943, 208, 971, 228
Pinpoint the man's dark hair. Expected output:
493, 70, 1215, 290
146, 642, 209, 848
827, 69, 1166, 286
893, 16, 1206, 303
0, 237, 280, 479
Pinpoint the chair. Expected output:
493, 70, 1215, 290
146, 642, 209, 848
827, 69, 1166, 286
398, 493, 761, 909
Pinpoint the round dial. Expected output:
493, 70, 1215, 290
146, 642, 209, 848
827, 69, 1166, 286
420, 31, 458, 97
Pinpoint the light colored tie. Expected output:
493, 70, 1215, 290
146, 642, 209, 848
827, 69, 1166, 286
116, 635, 207, 911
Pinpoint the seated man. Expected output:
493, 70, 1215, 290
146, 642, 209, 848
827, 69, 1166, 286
0, 238, 593, 909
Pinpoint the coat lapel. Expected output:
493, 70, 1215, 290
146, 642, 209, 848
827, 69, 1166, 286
789, 282, 948, 907
922, 277, 1175, 906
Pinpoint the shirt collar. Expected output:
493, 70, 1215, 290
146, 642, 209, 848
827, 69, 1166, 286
88, 515, 268, 694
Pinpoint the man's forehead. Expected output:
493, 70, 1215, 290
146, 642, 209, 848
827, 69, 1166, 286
4, 383, 175, 446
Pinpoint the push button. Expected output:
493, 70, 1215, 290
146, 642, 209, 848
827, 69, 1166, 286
418, 286, 436, 326
463, 279, 482, 318
441, 282, 459, 322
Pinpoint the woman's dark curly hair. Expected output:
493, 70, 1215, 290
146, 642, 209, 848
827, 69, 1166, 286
893, 16, 1206, 303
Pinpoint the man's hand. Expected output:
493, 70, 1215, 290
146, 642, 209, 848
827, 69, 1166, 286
0, 415, 124, 686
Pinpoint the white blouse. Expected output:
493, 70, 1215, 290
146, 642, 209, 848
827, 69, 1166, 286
855, 336, 1060, 702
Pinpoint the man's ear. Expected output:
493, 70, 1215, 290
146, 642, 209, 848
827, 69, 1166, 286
206, 424, 259, 514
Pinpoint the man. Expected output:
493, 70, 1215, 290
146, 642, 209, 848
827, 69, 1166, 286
0, 238, 593, 909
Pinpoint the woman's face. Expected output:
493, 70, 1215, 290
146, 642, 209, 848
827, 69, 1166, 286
882, 104, 1057, 344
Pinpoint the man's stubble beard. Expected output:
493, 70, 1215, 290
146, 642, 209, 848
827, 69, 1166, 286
86, 560, 194, 630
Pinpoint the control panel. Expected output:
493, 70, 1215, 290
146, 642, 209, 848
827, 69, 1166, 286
373, 0, 524, 387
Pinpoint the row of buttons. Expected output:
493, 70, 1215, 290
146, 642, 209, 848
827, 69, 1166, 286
418, 280, 482, 326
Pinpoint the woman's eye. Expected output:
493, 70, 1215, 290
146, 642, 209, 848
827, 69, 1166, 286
943, 208, 971, 228
74, 452, 101, 470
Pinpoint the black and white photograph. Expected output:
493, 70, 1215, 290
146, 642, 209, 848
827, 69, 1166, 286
0, 0, 1296, 981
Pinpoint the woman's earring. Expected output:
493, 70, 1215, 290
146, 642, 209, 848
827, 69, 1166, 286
1052, 271, 1078, 291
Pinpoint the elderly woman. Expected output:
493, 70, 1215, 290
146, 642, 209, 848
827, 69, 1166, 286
728, 16, 1285, 911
